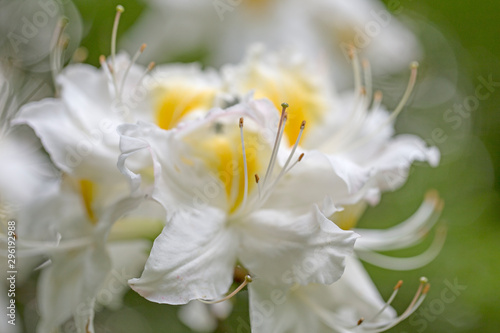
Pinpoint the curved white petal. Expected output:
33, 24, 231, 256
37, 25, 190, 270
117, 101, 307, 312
128, 207, 237, 305
238, 205, 358, 286
248, 256, 396, 333
36, 244, 111, 333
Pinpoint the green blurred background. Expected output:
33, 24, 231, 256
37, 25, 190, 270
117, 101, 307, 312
20, 0, 500, 331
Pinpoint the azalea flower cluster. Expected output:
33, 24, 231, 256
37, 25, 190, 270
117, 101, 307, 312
0, 2, 445, 333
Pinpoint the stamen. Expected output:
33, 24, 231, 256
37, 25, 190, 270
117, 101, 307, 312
118, 43, 147, 98
365, 280, 403, 323
341, 62, 419, 153
362, 59, 372, 107
385, 61, 419, 124
199, 275, 252, 304
349, 46, 362, 96
239, 118, 249, 209
356, 277, 430, 332
110, 5, 125, 97
372, 90, 383, 111
255, 174, 261, 198
49, 17, 69, 96
111, 5, 125, 68
136, 61, 156, 89
270, 121, 306, 189
263, 103, 288, 186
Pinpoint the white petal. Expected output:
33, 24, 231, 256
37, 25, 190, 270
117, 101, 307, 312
248, 256, 396, 333
365, 134, 440, 195
14, 98, 122, 183
96, 240, 151, 310
178, 301, 218, 333
128, 207, 237, 305
36, 245, 111, 333
238, 205, 358, 286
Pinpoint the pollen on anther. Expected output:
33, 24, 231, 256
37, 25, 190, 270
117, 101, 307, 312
300, 120, 306, 129
239, 117, 244, 128
395, 280, 403, 290
298, 153, 304, 162
423, 284, 431, 295
357, 318, 364, 326
147, 61, 156, 71
255, 174, 260, 183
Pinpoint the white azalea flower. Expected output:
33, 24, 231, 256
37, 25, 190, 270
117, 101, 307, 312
119, 99, 361, 305
218, 46, 444, 332
122, 0, 420, 81
223, 46, 439, 206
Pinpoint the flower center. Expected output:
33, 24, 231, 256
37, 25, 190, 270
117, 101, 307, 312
184, 119, 265, 214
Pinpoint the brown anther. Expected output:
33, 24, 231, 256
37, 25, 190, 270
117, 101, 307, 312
395, 280, 403, 290
254, 174, 260, 184
233, 266, 250, 283
300, 120, 306, 129
357, 318, 364, 326
347, 45, 356, 60
239, 117, 244, 128
423, 283, 431, 295
298, 153, 304, 162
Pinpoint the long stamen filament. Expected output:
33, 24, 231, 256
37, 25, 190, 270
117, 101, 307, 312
353, 278, 430, 333
199, 275, 252, 304
110, 5, 125, 97
239, 118, 249, 210
118, 43, 146, 99
362, 59, 373, 109
268, 121, 306, 191
111, 5, 124, 70
341, 62, 419, 153
263, 103, 288, 186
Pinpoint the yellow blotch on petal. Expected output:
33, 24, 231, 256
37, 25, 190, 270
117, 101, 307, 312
79, 179, 97, 225
154, 84, 215, 130
333, 202, 367, 230
241, 66, 326, 146
185, 124, 264, 214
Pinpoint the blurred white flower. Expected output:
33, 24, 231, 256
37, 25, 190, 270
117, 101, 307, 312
122, 0, 420, 82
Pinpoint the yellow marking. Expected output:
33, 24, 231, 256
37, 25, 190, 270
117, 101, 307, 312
154, 84, 215, 130
333, 202, 367, 230
185, 125, 264, 213
241, 65, 325, 146
79, 179, 97, 224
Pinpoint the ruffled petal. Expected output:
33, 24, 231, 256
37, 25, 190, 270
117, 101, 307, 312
238, 205, 358, 286
128, 207, 237, 305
